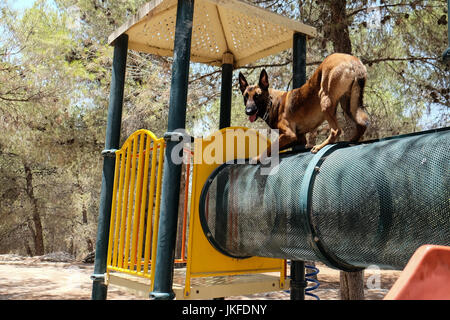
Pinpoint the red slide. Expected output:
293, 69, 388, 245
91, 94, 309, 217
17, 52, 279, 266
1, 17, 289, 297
385, 245, 450, 300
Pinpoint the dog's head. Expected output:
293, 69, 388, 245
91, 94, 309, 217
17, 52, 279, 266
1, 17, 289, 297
238, 70, 271, 123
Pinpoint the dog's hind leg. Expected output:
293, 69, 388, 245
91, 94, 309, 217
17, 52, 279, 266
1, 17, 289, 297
319, 70, 332, 112
340, 93, 358, 140
348, 77, 369, 142
340, 94, 352, 119
311, 108, 342, 154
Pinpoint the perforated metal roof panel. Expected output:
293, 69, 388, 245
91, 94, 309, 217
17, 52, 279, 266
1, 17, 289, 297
108, 0, 317, 67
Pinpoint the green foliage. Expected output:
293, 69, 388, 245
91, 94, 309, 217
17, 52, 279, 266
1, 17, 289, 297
0, 1, 104, 257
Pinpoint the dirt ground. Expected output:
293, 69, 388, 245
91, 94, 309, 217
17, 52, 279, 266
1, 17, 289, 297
0, 254, 401, 300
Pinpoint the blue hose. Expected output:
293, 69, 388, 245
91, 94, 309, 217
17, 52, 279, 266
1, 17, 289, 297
305, 264, 320, 300
284, 263, 320, 300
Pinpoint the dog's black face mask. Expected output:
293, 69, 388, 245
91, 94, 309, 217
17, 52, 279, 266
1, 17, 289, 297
239, 70, 270, 123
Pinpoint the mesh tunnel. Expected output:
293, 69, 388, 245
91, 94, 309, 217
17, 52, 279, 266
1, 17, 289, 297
199, 128, 450, 270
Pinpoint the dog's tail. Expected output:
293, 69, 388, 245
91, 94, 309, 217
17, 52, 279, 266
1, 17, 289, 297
352, 77, 369, 127
341, 76, 370, 142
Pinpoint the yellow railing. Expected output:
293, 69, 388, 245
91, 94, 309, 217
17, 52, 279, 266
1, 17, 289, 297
106, 130, 165, 280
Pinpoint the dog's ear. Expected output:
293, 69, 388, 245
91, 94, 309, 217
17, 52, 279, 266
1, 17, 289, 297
259, 69, 269, 91
239, 72, 248, 94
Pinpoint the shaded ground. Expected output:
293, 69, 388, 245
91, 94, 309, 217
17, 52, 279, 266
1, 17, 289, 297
0, 255, 401, 300
228, 264, 401, 300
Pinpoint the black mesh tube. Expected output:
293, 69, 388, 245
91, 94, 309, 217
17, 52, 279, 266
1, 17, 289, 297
199, 128, 450, 270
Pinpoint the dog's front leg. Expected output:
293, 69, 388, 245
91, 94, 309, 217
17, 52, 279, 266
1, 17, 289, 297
252, 129, 297, 163
252, 147, 270, 164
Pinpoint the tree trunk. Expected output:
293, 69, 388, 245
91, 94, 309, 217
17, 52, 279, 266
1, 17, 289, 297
86, 238, 94, 253
24, 240, 33, 257
340, 270, 365, 300
23, 163, 45, 256
327, 0, 353, 54
82, 205, 88, 224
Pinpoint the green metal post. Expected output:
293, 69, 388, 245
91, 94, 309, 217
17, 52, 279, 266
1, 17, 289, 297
91, 34, 128, 300
219, 53, 234, 129
290, 32, 307, 301
293, 33, 307, 89
150, 0, 194, 300
215, 54, 233, 248
443, 0, 450, 63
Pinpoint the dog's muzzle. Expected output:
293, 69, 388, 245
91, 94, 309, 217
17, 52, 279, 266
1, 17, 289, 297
245, 106, 257, 116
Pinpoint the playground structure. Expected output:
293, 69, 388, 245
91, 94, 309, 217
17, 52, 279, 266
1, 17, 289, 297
91, 0, 450, 300
104, 127, 289, 299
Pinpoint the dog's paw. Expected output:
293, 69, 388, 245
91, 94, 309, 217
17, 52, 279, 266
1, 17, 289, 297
250, 156, 261, 164
311, 145, 321, 154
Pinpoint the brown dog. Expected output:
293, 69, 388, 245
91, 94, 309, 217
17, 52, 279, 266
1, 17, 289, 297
239, 53, 369, 160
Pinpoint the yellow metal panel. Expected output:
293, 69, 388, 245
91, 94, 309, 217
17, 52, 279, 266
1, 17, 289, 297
107, 268, 288, 300
106, 130, 166, 281
130, 133, 146, 269
143, 141, 160, 275
136, 134, 152, 273
176, 275, 289, 300
106, 151, 121, 269
123, 135, 138, 270
112, 151, 126, 267
107, 272, 152, 298
185, 127, 285, 298
118, 141, 133, 268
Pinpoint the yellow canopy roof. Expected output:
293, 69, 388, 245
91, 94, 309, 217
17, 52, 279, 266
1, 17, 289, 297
108, 0, 317, 67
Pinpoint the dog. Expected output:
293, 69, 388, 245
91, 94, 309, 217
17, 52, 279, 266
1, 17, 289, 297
239, 53, 370, 161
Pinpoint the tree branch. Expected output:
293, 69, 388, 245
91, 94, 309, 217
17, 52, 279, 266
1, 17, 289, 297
186, 56, 440, 85
238, 60, 293, 70
189, 69, 221, 84
361, 56, 439, 65
0, 94, 42, 103
348, 3, 415, 18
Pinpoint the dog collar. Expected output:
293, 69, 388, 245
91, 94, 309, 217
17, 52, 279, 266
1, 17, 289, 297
261, 99, 272, 122
262, 109, 269, 122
